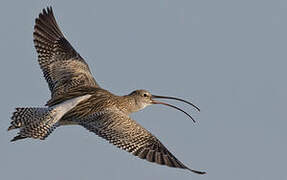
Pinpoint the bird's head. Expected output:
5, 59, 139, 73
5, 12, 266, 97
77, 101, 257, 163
128, 89, 200, 122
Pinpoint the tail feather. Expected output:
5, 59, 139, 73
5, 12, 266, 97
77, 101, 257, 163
9, 107, 58, 141
9, 95, 92, 142
10, 135, 27, 142
8, 107, 47, 131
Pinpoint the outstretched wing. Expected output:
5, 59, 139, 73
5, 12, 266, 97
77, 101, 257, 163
33, 7, 99, 98
79, 110, 205, 174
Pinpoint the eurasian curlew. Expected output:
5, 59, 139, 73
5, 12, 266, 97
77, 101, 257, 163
8, 7, 205, 174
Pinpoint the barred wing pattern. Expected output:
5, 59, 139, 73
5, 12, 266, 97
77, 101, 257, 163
79, 110, 205, 174
33, 7, 99, 97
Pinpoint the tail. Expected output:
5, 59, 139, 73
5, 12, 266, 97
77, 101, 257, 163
8, 107, 58, 142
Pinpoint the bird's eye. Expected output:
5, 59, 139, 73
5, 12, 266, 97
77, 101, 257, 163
143, 94, 147, 97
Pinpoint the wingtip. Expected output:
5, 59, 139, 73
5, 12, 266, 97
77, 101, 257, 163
42, 7, 47, 15
187, 168, 206, 175
47, 6, 53, 14
191, 170, 206, 175
41, 6, 53, 16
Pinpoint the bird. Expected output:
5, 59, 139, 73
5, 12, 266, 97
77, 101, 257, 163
8, 7, 205, 175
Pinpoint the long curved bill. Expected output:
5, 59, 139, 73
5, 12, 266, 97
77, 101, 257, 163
151, 95, 200, 123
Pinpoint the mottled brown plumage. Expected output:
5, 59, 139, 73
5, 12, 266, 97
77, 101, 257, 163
8, 7, 205, 174
33, 7, 99, 98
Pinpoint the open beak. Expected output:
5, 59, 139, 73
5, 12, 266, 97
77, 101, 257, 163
151, 95, 200, 123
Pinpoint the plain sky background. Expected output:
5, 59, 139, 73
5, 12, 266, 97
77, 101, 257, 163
0, 0, 286, 180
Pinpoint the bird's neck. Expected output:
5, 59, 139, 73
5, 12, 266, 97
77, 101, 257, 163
115, 95, 141, 115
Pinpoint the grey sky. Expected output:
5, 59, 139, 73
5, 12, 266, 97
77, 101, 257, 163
0, 0, 286, 179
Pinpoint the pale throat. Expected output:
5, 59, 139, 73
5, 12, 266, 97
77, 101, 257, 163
119, 96, 151, 114
138, 103, 150, 110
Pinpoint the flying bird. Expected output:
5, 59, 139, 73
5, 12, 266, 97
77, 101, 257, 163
8, 7, 205, 174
